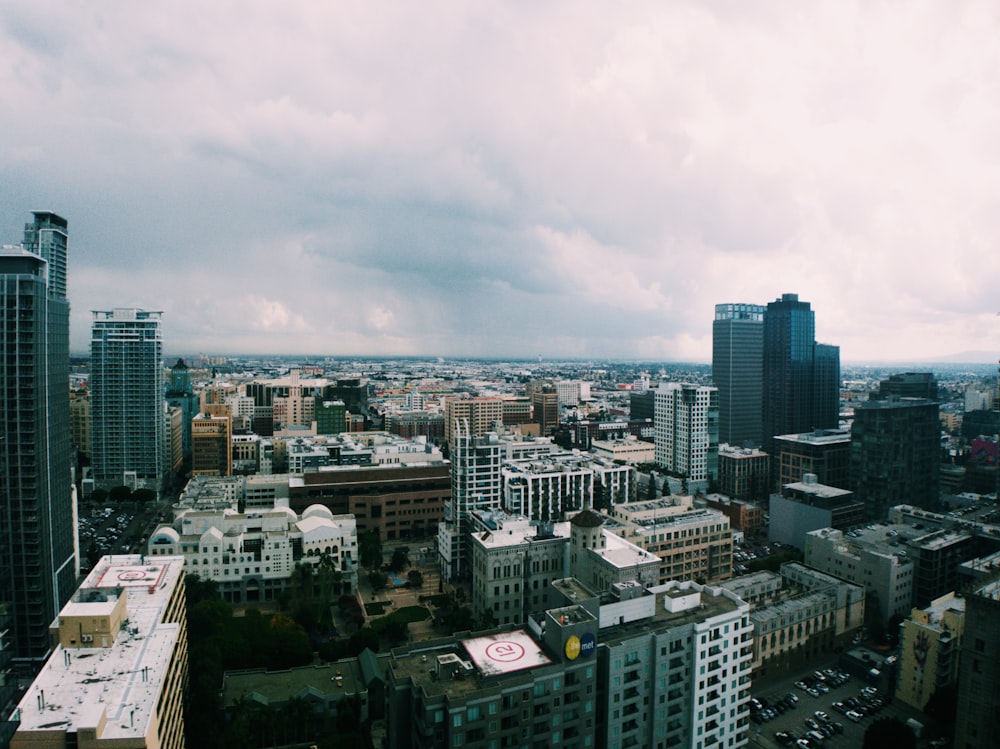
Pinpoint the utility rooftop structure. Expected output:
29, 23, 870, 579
11, 555, 187, 749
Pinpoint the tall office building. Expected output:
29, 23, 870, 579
0, 212, 77, 669
712, 303, 764, 447
91, 308, 166, 492
850, 396, 940, 520
762, 293, 839, 457
954, 577, 1000, 749
654, 383, 719, 492
443, 396, 504, 448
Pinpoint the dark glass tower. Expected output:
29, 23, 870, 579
0, 212, 76, 669
850, 396, 940, 520
762, 293, 840, 457
712, 303, 764, 446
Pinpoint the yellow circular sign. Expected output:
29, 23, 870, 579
565, 635, 581, 660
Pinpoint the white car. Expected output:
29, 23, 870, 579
846, 710, 863, 722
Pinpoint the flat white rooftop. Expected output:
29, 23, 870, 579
16, 555, 184, 740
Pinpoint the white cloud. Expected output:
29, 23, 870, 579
2, 1, 999, 361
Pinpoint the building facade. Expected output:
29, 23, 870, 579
91, 308, 166, 492
717, 445, 770, 502
773, 429, 851, 490
0, 212, 77, 668
712, 302, 764, 447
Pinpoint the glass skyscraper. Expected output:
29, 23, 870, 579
0, 212, 76, 668
90, 308, 166, 492
762, 293, 840, 457
712, 303, 764, 447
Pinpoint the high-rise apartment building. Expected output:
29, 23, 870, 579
654, 383, 719, 492
438, 420, 502, 581
850, 396, 940, 520
443, 397, 504, 448
0, 212, 77, 668
191, 406, 233, 476
91, 308, 166, 492
762, 294, 840, 457
712, 303, 764, 447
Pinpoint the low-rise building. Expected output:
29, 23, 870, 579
768, 474, 864, 550
148, 503, 358, 603
590, 436, 655, 465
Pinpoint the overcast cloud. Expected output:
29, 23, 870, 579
2, 1, 999, 361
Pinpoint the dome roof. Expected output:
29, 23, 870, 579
302, 504, 334, 520
570, 509, 604, 528
150, 526, 180, 544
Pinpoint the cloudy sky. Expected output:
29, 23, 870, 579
2, 2, 999, 362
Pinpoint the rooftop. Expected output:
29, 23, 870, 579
16, 555, 185, 740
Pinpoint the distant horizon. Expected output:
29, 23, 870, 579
68, 350, 1000, 369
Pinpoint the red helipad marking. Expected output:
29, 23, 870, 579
117, 570, 146, 581
485, 641, 525, 662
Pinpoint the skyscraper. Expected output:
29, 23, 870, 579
0, 212, 76, 668
712, 302, 764, 446
762, 293, 840, 457
654, 383, 719, 493
91, 308, 166, 492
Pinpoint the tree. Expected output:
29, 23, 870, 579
360, 530, 382, 569
91, 488, 109, 505
368, 570, 388, 590
407, 569, 424, 588
133, 488, 156, 503
109, 485, 133, 503
389, 547, 409, 573
863, 718, 916, 749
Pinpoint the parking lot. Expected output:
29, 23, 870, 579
747, 663, 932, 749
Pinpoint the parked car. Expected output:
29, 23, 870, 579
846, 710, 863, 722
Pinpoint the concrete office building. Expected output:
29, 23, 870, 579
609, 498, 733, 585
654, 383, 719, 493
804, 527, 914, 626
953, 577, 1000, 749
290, 462, 450, 542
148, 503, 357, 603
896, 592, 965, 712
91, 308, 166, 492
768, 475, 864, 550
772, 429, 851, 490
444, 397, 504, 448
712, 302, 764, 447
0, 212, 77, 669
851, 396, 941, 520
470, 510, 660, 627
470, 513, 571, 626
11, 555, 187, 749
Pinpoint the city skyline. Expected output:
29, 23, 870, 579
3, 3, 1000, 362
